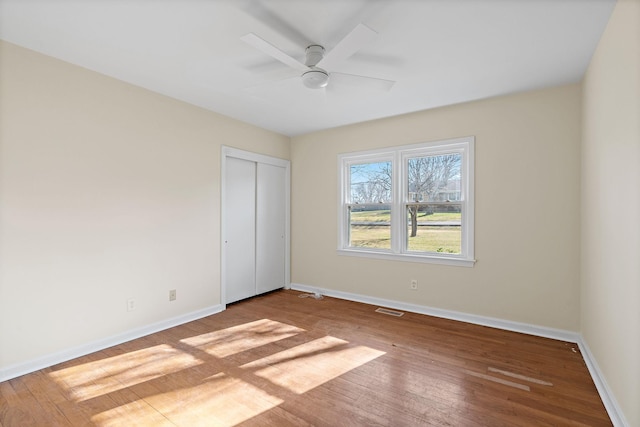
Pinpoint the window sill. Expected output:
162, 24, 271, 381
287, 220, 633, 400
337, 248, 476, 267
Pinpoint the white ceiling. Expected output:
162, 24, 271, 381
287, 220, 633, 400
0, 0, 616, 136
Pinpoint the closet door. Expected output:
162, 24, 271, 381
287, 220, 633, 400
224, 157, 256, 304
256, 163, 287, 294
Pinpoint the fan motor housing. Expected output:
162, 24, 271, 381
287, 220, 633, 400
305, 45, 325, 67
302, 68, 329, 89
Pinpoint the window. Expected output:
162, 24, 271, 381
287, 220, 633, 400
338, 136, 475, 266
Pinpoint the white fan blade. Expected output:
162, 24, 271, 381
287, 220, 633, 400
237, 2, 309, 49
330, 72, 395, 92
317, 23, 377, 70
241, 33, 309, 72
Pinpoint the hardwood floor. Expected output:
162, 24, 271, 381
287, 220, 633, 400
1, 290, 611, 426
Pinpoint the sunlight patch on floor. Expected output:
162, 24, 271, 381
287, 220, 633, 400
241, 336, 386, 394
50, 320, 384, 425
91, 398, 174, 427
49, 344, 202, 402
139, 372, 284, 427
180, 319, 305, 358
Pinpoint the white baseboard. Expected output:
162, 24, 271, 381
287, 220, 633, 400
290, 282, 628, 426
577, 338, 629, 427
0, 304, 225, 383
291, 283, 578, 341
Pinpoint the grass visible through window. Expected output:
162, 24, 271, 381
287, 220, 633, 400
349, 210, 461, 253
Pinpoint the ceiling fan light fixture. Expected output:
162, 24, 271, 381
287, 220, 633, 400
302, 68, 329, 89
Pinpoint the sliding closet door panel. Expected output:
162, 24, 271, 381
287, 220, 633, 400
225, 157, 256, 304
256, 163, 286, 294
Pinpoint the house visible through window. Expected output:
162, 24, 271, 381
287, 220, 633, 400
338, 136, 475, 266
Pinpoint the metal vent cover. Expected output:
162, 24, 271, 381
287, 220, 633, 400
375, 307, 404, 317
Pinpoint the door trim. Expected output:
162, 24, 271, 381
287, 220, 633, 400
221, 146, 291, 307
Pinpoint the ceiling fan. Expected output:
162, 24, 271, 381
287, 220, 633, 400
240, 23, 395, 92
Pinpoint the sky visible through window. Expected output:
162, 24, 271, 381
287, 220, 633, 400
350, 162, 388, 185
350, 161, 391, 204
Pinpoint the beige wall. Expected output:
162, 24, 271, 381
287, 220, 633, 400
0, 41, 290, 369
291, 84, 582, 331
581, 0, 640, 425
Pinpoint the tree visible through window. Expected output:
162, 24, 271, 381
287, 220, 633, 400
349, 160, 392, 249
406, 153, 461, 253
339, 137, 474, 266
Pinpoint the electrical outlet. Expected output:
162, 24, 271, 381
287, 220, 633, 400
127, 298, 136, 311
410, 279, 418, 290
169, 289, 176, 301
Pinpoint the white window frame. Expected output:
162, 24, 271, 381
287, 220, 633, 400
337, 136, 475, 267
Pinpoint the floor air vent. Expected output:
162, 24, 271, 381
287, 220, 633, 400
375, 307, 404, 317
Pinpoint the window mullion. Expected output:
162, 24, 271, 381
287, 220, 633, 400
391, 150, 404, 254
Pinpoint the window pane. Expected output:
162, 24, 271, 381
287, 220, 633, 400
349, 204, 391, 249
406, 204, 461, 254
407, 154, 461, 202
350, 161, 392, 204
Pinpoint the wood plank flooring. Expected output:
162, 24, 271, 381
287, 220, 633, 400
0, 290, 612, 426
